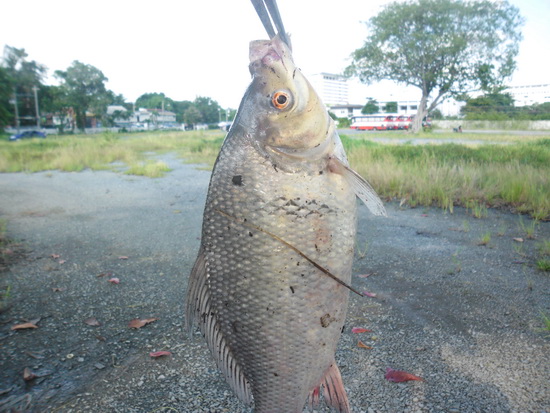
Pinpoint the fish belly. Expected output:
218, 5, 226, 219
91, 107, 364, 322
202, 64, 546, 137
202, 142, 356, 411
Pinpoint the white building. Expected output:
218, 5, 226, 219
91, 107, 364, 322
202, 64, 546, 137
328, 104, 364, 119
308, 73, 349, 105
504, 84, 550, 106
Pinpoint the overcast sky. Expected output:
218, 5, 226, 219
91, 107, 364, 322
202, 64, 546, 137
1, 0, 548, 109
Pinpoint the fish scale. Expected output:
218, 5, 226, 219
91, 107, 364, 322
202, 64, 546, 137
186, 9, 386, 410
205, 139, 355, 412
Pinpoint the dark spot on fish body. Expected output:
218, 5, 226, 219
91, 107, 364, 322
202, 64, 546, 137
290, 286, 295, 294
320, 313, 336, 328
273, 372, 279, 377
232, 175, 243, 186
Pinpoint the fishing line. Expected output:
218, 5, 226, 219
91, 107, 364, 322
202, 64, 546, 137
214, 208, 364, 297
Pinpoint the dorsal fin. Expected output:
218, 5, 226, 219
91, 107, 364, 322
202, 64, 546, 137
185, 251, 253, 405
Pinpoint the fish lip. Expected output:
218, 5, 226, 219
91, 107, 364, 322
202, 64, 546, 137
266, 138, 331, 161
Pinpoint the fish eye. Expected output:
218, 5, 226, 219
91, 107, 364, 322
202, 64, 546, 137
271, 91, 290, 110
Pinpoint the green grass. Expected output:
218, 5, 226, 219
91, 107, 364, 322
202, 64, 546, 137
1, 130, 549, 219
353, 130, 547, 144
0, 130, 224, 176
124, 160, 171, 177
538, 312, 550, 335
342, 136, 550, 220
1, 218, 13, 312
477, 232, 492, 246
537, 240, 550, 272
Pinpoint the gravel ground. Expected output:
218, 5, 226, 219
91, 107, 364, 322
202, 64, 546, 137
0, 155, 548, 413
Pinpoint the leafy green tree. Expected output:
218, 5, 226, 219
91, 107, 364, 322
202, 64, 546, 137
135, 93, 175, 111
171, 100, 193, 123
461, 91, 515, 119
526, 102, 550, 120
2, 46, 47, 128
0, 67, 12, 129
429, 108, 443, 120
346, 0, 523, 132
183, 105, 202, 127
384, 101, 397, 113
55, 61, 110, 130
362, 99, 379, 115
193, 96, 221, 124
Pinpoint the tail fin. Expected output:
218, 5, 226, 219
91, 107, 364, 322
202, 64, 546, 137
307, 361, 350, 413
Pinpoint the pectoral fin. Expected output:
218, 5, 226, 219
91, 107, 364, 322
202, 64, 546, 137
185, 251, 252, 405
329, 156, 387, 217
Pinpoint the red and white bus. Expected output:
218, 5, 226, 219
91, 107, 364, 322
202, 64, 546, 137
350, 115, 430, 130
349, 115, 390, 130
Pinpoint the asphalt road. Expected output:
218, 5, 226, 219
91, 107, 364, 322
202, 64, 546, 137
0, 155, 548, 412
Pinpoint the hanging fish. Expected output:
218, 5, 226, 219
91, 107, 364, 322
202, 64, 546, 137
186, 1, 386, 411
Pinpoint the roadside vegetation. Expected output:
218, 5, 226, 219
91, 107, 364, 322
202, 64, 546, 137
0, 130, 549, 220
0, 131, 222, 174
341, 134, 550, 221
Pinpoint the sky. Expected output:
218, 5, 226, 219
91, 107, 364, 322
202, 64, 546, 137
1, 0, 549, 110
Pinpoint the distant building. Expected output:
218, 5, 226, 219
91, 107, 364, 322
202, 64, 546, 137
328, 104, 364, 119
504, 84, 550, 106
131, 108, 177, 126
308, 73, 349, 105
106, 105, 128, 115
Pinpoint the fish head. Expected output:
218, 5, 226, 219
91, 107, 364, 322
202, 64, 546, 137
245, 35, 332, 159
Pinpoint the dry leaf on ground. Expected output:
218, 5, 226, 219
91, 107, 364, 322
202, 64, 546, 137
351, 327, 372, 333
84, 317, 101, 326
23, 368, 37, 381
150, 351, 172, 358
11, 322, 38, 331
128, 318, 158, 329
385, 367, 424, 383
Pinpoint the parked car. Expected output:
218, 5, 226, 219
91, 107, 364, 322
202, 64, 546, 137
9, 130, 46, 141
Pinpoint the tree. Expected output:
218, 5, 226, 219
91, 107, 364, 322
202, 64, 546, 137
0, 67, 12, 129
183, 106, 202, 127
2, 46, 47, 128
193, 96, 221, 124
346, 0, 523, 132
362, 99, 379, 114
135, 92, 175, 111
384, 101, 398, 113
172, 100, 193, 123
461, 90, 515, 119
54, 61, 110, 131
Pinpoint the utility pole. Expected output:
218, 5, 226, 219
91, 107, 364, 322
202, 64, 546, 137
10, 89, 20, 133
32, 86, 41, 128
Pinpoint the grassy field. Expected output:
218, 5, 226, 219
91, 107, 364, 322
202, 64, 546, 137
1, 130, 549, 220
